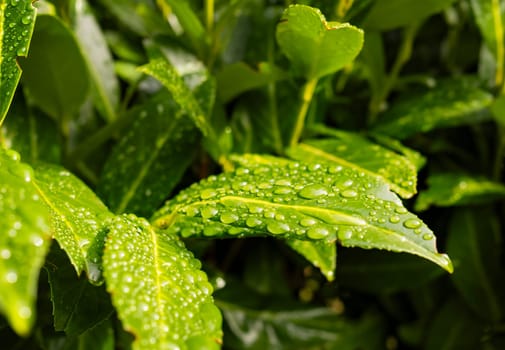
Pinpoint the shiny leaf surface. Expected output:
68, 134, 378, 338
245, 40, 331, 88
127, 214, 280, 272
415, 173, 505, 211
0, 0, 36, 125
0, 149, 51, 335
153, 154, 452, 272
103, 214, 222, 350
276, 5, 364, 79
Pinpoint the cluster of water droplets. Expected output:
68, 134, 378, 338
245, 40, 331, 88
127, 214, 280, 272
104, 215, 221, 348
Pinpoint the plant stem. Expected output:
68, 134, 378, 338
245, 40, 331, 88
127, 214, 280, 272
267, 33, 283, 155
368, 21, 421, 124
206, 0, 214, 33
492, 0, 505, 90
289, 78, 318, 148
493, 126, 505, 180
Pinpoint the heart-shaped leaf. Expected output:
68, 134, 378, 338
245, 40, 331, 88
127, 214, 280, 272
0, 149, 51, 335
0, 0, 36, 125
152, 154, 453, 272
276, 5, 364, 79
103, 214, 222, 350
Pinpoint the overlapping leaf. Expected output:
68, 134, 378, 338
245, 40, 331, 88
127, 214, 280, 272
152, 154, 452, 272
285, 239, 336, 281
33, 163, 113, 278
373, 78, 493, 139
98, 91, 199, 217
0, 0, 36, 125
287, 130, 418, 198
276, 5, 364, 79
0, 149, 51, 335
103, 214, 222, 350
415, 173, 505, 211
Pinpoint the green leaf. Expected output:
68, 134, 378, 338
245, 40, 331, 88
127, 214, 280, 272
98, 92, 199, 217
74, 0, 119, 122
363, 0, 458, 30
447, 207, 505, 321
287, 131, 418, 198
139, 58, 212, 136
415, 173, 505, 211
336, 248, 445, 294
373, 78, 493, 139
0, 149, 51, 335
45, 243, 114, 336
470, 0, 505, 60
369, 133, 426, 170
33, 163, 113, 278
20, 14, 90, 120
0, 0, 36, 126
103, 214, 223, 350
285, 239, 336, 281
275, 5, 364, 79
216, 62, 287, 103
152, 154, 453, 272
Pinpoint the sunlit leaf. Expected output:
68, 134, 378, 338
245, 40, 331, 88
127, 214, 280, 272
152, 154, 452, 272
0, 0, 36, 126
0, 149, 51, 335
276, 5, 364, 79
33, 163, 113, 279
98, 91, 199, 217
287, 130, 418, 198
373, 78, 493, 139
286, 239, 336, 281
415, 173, 505, 211
103, 214, 222, 350
447, 207, 505, 321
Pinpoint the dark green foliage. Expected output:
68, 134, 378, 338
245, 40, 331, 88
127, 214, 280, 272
1, 0, 505, 349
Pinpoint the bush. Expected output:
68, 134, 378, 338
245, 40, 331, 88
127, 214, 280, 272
1, 0, 504, 349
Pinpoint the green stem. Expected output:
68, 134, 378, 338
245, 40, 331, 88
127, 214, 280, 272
289, 78, 318, 148
267, 34, 283, 155
493, 126, 505, 180
368, 21, 421, 124
206, 0, 214, 33
492, 0, 505, 91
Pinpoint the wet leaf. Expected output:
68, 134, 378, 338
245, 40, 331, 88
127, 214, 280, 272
447, 207, 505, 321
363, 0, 458, 30
0, 0, 36, 125
286, 239, 336, 281
74, 0, 119, 122
33, 163, 113, 278
98, 91, 199, 217
0, 149, 51, 335
103, 214, 222, 350
152, 154, 452, 272
415, 173, 505, 211
373, 78, 493, 139
287, 130, 418, 198
20, 14, 90, 120
139, 58, 212, 136
276, 5, 364, 79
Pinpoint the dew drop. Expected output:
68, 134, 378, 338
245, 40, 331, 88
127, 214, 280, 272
422, 234, 433, 240
340, 189, 358, 198
300, 218, 317, 227
389, 215, 400, 223
18, 305, 32, 319
275, 179, 291, 186
21, 15, 31, 24
246, 217, 262, 227
403, 218, 422, 229
341, 230, 353, 240
5, 271, 18, 283
200, 207, 218, 219
1, 249, 11, 259
220, 213, 239, 224
298, 184, 329, 199
274, 187, 292, 195
200, 189, 217, 200
266, 221, 290, 234
307, 226, 330, 239
395, 207, 408, 214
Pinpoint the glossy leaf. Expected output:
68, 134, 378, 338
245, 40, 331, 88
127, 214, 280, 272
285, 239, 336, 281
0, 0, 36, 125
74, 0, 119, 122
470, 0, 505, 60
0, 149, 51, 335
415, 173, 505, 211
152, 154, 453, 272
103, 214, 222, 350
373, 78, 493, 139
98, 92, 199, 217
275, 5, 364, 79
46, 243, 114, 336
139, 58, 212, 136
363, 0, 458, 30
33, 163, 113, 278
287, 132, 418, 198
447, 207, 505, 321
20, 14, 90, 120
336, 248, 445, 294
